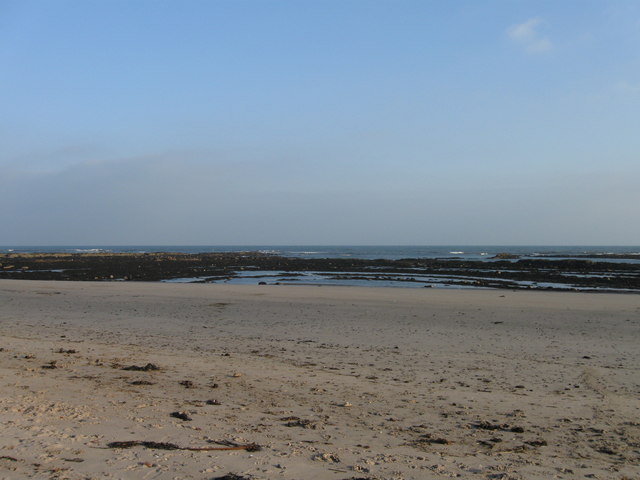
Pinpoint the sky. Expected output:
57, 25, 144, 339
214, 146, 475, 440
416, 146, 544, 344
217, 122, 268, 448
1, 0, 639, 245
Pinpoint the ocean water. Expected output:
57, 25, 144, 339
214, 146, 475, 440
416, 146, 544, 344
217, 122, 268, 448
1, 245, 639, 262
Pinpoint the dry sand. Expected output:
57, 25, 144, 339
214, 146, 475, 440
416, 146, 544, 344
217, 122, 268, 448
1, 279, 639, 480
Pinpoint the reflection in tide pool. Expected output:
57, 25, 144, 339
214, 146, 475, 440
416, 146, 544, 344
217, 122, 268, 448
161, 269, 634, 291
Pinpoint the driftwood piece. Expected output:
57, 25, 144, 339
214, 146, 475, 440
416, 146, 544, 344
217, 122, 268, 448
106, 440, 261, 452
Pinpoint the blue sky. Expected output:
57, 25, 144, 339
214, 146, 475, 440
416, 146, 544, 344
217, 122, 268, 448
1, 0, 639, 245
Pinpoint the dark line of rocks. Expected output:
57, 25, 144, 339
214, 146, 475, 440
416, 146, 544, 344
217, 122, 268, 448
1, 252, 639, 291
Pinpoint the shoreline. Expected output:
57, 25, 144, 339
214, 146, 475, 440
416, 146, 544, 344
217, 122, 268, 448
1, 280, 639, 479
2, 251, 639, 292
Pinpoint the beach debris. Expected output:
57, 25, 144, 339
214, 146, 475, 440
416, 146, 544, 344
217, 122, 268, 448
107, 440, 261, 452
556, 468, 574, 474
122, 363, 159, 371
471, 421, 524, 433
231, 372, 242, 378
339, 402, 353, 407
0, 456, 18, 462
415, 434, 452, 445
525, 439, 548, 447
206, 399, 222, 405
179, 380, 195, 388
130, 380, 155, 386
108, 441, 180, 450
596, 445, 617, 455
312, 452, 341, 463
62, 457, 85, 463
211, 474, 253, 480
56, 348, 77, 354
170, 411, 192, 421
41, 361, 57, 369
24, 354, 35, 359
478, 438, 503, 448
282, 416, 317, 429
498, 444, 531, 453
408, 432, 452, 449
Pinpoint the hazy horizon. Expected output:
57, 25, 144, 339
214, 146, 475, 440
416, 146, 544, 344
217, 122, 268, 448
2, 1, 639, 245
2, 243, 639, 248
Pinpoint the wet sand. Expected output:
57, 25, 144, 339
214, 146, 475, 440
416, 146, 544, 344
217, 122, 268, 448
1, 280, 639, 479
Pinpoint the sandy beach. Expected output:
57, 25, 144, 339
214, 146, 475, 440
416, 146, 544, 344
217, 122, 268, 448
1, 280, 639, 480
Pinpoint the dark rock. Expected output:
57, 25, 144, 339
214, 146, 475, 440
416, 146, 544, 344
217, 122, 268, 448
170, 411, 192, 421
122, 363, 159, 371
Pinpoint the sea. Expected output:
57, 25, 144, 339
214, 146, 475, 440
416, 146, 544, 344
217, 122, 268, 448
2, 245, 639, 262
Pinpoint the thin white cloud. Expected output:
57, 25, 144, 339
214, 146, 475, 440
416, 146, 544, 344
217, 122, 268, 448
507, 17, 552, 53
614, 80, 640, 98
